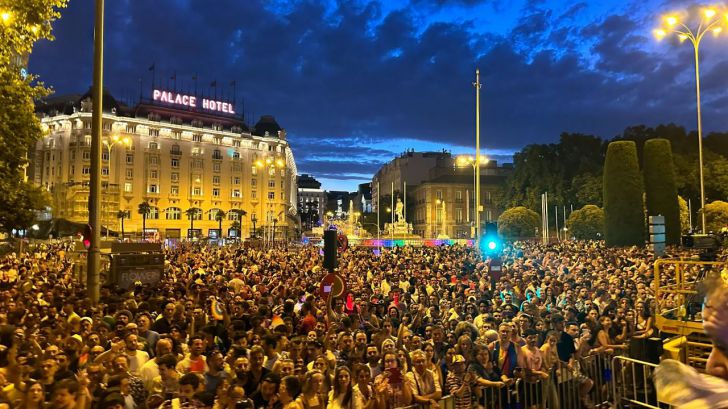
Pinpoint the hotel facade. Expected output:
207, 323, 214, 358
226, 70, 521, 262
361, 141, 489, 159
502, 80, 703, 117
32, 88, 299, 240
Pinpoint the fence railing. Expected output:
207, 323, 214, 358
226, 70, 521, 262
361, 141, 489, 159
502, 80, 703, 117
394, 352, 670, 409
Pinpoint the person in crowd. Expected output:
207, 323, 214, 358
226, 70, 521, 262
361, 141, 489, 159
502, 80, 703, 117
406, 349, 442, 409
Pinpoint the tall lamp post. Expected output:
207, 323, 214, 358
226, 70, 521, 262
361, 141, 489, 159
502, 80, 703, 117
103, 134, 131, 239
255, 157, 286, 244
473, 69, 483, 243
455, 155, 489, 238
251, 214, 258, 238
654, 7, 725, 233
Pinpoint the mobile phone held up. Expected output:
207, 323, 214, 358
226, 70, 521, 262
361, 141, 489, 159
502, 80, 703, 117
386, 367, 403, 385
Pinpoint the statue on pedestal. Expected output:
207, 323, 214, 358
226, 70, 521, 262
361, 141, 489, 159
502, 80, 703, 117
395, 197, 404, 223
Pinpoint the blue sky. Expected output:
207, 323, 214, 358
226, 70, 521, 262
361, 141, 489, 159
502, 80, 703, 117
29, 0, 728, 191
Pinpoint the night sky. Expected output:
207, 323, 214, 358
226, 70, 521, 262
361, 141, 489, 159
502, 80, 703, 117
29, 0, 728, 191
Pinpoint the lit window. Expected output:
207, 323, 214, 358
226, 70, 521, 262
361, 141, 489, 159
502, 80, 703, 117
124, 182, 132, 192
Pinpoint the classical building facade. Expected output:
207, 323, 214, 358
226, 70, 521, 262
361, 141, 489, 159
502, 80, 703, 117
33, 89, 298, 240
297, 174, 326, 230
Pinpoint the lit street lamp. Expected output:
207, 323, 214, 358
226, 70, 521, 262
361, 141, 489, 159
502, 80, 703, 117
654, 7, 725, 233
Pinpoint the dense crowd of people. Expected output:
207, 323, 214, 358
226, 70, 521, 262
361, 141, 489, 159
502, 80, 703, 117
0, 238, 724, 409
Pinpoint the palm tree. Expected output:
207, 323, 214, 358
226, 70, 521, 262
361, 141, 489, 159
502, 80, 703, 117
215, 209, 226, 238
185, 207, 201, 239
229, 209, 247, 237
137, 202, 150, 242
230, 220, 241, 237
116, 210, 129, 240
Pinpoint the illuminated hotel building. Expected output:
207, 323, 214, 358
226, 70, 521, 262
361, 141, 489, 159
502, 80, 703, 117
32, 88, 299, 240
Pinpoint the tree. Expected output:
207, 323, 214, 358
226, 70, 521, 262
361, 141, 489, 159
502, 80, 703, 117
497, 206, 540, 240
185, 207, 201, 239
137, 202, 150, 241
603, 141, 644, 247
566, 205, 605, 240
702, 201, 728, 234
215, 209, 226, 238
678, 196, 691, 233
0, 0, 67, 233
116, 210, 128, 239
643, 139, 681, 244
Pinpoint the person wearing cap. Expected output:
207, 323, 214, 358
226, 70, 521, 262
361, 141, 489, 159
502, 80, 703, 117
446, 354, 474, 409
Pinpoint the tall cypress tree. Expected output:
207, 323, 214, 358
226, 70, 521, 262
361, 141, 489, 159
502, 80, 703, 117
644, 139, 681, 244
604, 141, 644, 246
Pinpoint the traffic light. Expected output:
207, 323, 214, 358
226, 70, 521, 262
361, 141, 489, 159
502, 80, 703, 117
480, 222, 502, 255
82, 224, 92, 249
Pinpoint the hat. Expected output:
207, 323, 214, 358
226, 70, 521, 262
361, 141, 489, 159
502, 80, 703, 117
70, 334, 83, 344
452, 355, 466, 364
80, 316, 93, 324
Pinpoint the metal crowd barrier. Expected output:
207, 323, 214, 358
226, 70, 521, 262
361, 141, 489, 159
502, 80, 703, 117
610, 355, 671, 409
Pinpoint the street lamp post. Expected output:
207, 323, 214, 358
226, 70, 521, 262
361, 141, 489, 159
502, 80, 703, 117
654, 8, 725, 233
473, 69, 483, 243
255, 156, 286, 244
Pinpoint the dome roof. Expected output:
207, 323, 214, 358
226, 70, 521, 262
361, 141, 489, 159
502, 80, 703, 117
253, 115, 282, 137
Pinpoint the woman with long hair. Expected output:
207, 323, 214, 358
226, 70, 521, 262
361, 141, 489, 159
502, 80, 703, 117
633, 302, 654, 339
352, 364, 375, 409
17, 381, 45, 409
422, 342, 443, 390
300, 370, 327, 409
328, 366, 361, 409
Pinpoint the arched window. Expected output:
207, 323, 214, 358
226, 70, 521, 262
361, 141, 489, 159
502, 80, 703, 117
166, 207, 181, 220
149, 206, 159, 220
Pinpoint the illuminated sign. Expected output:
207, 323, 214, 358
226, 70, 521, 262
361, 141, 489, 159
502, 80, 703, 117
152, 89, 235, 114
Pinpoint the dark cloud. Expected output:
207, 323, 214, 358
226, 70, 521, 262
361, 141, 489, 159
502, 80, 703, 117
28, 0, 728, 190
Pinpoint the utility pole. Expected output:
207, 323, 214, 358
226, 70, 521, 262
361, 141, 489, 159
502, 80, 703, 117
473, 70, 482, 244
88, 0, 105, 305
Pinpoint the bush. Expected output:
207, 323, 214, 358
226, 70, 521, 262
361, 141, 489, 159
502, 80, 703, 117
678, 196, 690, 232
702, 201, 728, 234
603, 141, 645, 247
566, 205, 604, 240
497, 206, 540, 240
643, 139, 681, 244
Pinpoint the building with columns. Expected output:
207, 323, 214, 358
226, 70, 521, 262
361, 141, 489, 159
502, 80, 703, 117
32, 88, 298, 240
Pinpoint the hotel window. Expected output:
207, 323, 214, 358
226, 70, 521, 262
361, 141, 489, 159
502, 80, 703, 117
213, 163, 221, 172
281, 192, 285, 200
148, 128, 159, 137
233, 151, 240, 159
148, 184, 158, 193
171, 130, 182, 139
232, 189, 241, 198
125, 124, 136, 133
232, 164, 241, 172
149, 156, 158, 165
268, 168, 275, 176
103, 122, 112, 131
102, 167, 109, 176
124, 182, 132, 193
233, 140, 241, 147
267, 192, 275, 200
213, 188, 220, 197
456, 208, 463, 223
126, 169, 133, 179
70, 165, 75, 175
268, 180, 275, 189
251, 166, 257, 175
212, 149, 223, 160
126, 154, 134, 164
233, 177, 240, 185
170, 186, 179, 196
82, 167, 90, 175
251, 190, 257, 199
166, 207, 181, 220
212, 176, 220, 184
171, 158, 179, 168
85, 135, 91, 145
251, 178, 257, 187
70, 151, 75, 160
171, 173, 179, 182
83, 151, 90, 160
280, 169, 285, 177
102, 152, 109, 161
150, 170, 158, 179
436, 190, 442, 200
214, 136, 223, 145
192, 187, 202, 196
149, 207, 160, 219
192, 160, 203, 169
455, 191, 462, 201
148, 142, 158, 150
192, 134, 202, 142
